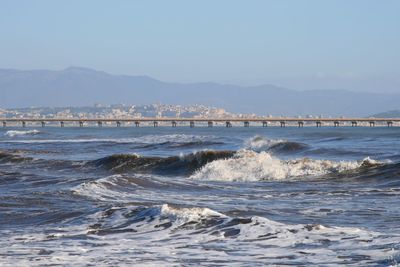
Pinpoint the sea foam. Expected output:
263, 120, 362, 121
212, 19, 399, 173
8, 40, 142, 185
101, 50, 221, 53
4, 129, 41, 137
3, 203, 393, 266
190, 149, 378, 181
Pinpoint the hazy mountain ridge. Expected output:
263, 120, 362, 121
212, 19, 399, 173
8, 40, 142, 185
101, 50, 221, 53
369, 110, 400, 118
1, 67, 399, 116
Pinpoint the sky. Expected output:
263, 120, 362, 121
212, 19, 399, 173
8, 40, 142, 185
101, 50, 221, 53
1, 0, 399, 92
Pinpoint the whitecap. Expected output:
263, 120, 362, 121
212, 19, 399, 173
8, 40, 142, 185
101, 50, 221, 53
190, 149, 378, 181
4, 129, 41, 137
0, 203, 397, 266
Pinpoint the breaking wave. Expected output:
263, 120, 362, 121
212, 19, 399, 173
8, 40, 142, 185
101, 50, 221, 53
86, 203, 378, 240
190, 150, 382, 182
2, 202, 397, 266
91, 150, 235, 175
4, 129, 42, 137
245, 135, 308, 153
18, 203, 390, 266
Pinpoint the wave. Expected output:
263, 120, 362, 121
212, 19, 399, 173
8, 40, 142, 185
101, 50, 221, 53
245, 135, 308, 153
1, 202, 396, 266
1, 134, 224, 148
4, 129, 41, 137
86, 203, 364, 237
1, 147, 393, 183
135, 140, 224, 149
0, 150, 89, 172
77, 203, 395, 265
0, 151, 33, 163
190, 150, 382, 182
306, 147, 373, 158
91, 150, 235, 175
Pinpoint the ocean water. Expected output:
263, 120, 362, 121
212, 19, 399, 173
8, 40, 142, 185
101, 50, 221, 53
0, 126, 399, 266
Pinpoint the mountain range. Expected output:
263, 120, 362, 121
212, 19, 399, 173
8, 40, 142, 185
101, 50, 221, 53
1, 67, 399, 116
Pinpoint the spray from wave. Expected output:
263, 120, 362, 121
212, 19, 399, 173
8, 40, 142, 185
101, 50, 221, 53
190, 149, 381, 182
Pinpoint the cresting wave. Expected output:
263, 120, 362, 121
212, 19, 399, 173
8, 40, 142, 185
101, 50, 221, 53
91, 150, 235, 175
87, 203, 380, 243
88, 148, 385, 182
190, 149, 381, 181
0, 147, 387, 182
4, 129, 41, 137
245, 135, 308, 153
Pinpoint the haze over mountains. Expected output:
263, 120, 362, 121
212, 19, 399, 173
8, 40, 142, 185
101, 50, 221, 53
1, 67, 399, 116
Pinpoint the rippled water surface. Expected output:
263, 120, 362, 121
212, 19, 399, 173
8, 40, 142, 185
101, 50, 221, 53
0, 126, 399, 266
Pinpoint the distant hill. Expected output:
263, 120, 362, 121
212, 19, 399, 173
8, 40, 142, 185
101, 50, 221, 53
369, 110, 400, 118
1, 66, 400, 116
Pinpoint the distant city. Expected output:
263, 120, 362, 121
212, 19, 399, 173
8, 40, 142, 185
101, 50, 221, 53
0, 103, 255, 120
0, 104, 398, 120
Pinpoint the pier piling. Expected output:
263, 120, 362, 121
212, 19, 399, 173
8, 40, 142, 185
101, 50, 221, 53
2, 118, 400, 129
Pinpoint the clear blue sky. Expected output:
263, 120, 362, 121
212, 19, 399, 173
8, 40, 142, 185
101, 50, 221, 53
1, 0, 399, 92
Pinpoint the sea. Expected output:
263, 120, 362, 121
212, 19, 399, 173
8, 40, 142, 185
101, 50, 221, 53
0, 125, 399, 266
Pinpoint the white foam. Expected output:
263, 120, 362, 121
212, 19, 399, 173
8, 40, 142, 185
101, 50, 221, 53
1, 204, 397, 266
4, 129, 41, 137
71, 174, 183, 203
160, 204, 227, 222
71, 175, 130, 201
190, 150, 377, 181
245, 135, 285, 152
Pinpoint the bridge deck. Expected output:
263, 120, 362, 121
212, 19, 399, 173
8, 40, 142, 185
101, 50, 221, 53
1, 117, 399, 122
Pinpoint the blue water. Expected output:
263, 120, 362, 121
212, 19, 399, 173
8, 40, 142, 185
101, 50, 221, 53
0, 126, 399, 266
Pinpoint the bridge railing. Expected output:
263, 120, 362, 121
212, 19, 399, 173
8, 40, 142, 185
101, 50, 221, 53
1, 117, 399, 127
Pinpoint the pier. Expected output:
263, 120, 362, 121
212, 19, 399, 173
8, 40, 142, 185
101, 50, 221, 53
1, 117, 399, 128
